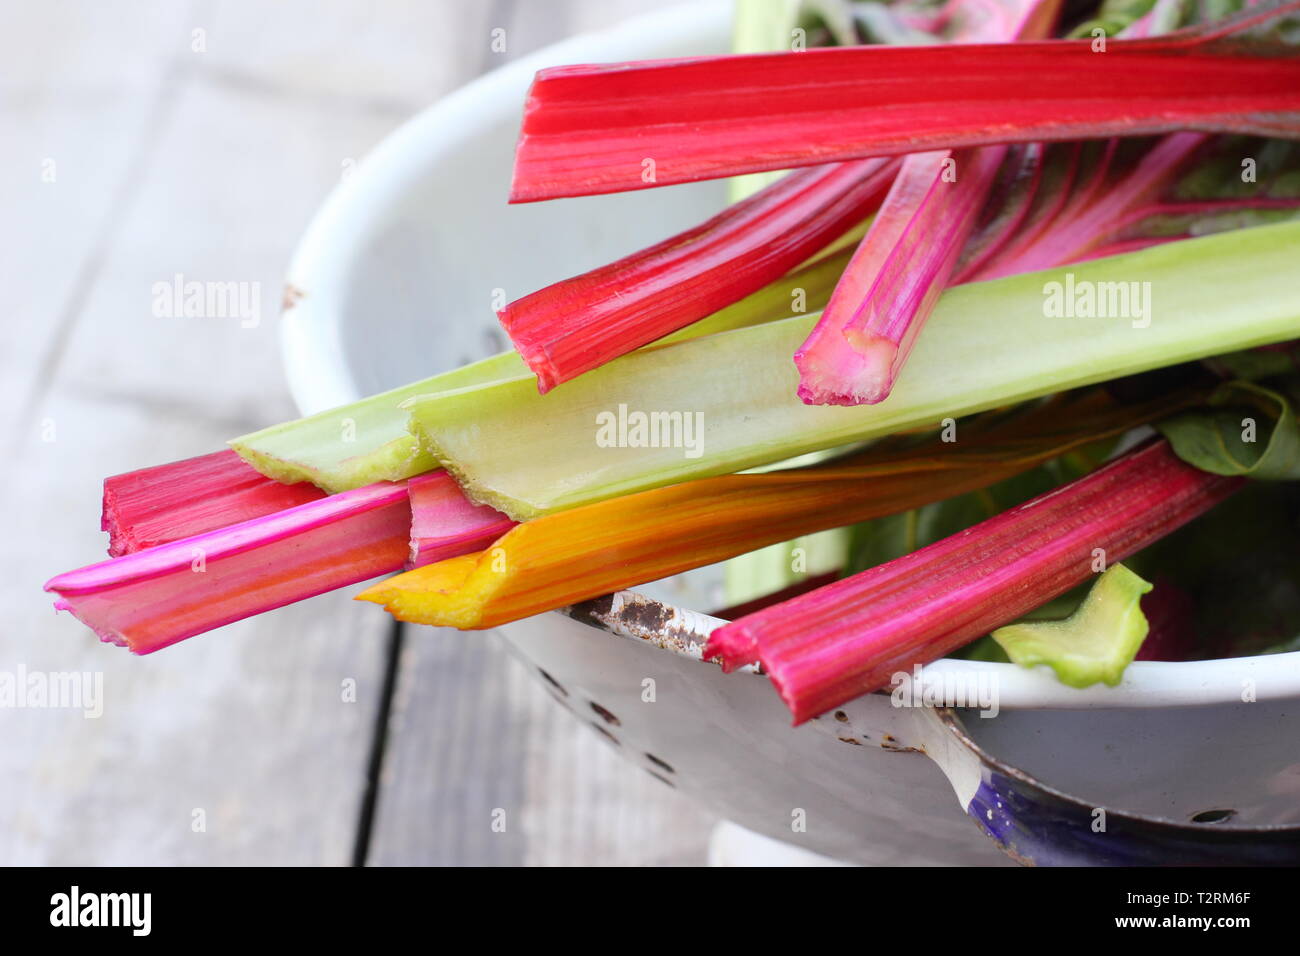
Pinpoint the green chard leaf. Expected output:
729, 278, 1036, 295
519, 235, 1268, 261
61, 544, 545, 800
1157, 380, 1300, 480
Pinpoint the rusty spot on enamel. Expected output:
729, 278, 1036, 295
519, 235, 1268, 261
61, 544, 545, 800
880, 733, 923, 754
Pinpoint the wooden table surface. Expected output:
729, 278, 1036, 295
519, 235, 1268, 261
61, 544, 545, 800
1, 0, 716, 866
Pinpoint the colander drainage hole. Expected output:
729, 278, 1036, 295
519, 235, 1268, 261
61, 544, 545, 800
589, 701, 621, 726
645, 753, 675, 775
1190, 808, 1236, 824
537, 668, 568, 697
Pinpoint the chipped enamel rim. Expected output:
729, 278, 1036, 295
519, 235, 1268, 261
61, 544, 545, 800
280, 1, 1300, 712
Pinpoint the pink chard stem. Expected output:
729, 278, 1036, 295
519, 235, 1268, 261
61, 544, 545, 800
974, 132, 1211, 278
48, 482, 414, 655
408, 471, 516, 567
52, 455, 512, 653
796, 145, 1010, 405
103, 449, 325, 556
703, 441, 1243, 724
510, 2, 1300, 202
796, 0, 1061, 406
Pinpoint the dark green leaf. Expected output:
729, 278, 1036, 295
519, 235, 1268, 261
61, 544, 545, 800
1157, 380, 1300, 480
1125, 482, 1300, 658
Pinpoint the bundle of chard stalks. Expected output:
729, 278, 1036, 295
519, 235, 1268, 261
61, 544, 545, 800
47, 0, 1300, 724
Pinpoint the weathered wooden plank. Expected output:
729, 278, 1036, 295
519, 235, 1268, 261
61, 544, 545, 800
0, 0, 450, 864
0, 0, 197, 448
364, 629, 531, 866
199, 0, 503, 110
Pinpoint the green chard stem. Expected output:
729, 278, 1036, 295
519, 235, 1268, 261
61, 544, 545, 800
229, 248, 852, 492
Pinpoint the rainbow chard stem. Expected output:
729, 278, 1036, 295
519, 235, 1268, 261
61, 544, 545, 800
702, 441, 1243, 724
795, 0, 1060, 406
797, 146, 1009, 405
408, 471, 515, 568
957, 131, 1300, 282
973, 133, 1212, 279
50, 465, 513, 652
230, 252, 851, 493
509, 1, 1300, 202
103, 449, 324, 557
47, 483, 413, 655
499, 157, 897, 393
